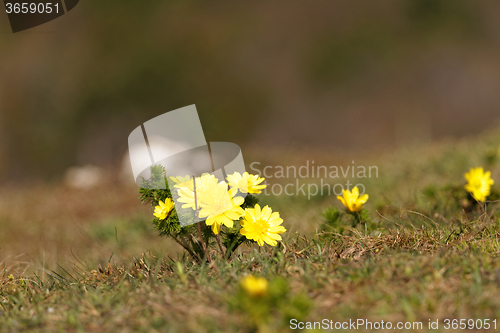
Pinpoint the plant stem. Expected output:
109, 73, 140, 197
196, 224, 212, 263
215, 234, 224, 256
173, 237, 198, 261
193, 176, 207, 259
197, 223, 206, 253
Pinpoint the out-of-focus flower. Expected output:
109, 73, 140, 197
337, 186, 369, 212
240, 275, 268, 297
153, 199, 175, 220
227, 172, 266, 194
240, 204, 286, 246
198, 181, 244, 234
464, 167, 494, 202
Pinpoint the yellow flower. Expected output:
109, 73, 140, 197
198, 181, 245, 234
240, 204, 286, 246
240, 275, 268, 298
227, 172, 266, 194
175, 174, 245, 234
176, 174, 218, 210
464, 167, 494, 202
337, 186, 369, 212
153, 199, 175, 220
169, 175, 192, 185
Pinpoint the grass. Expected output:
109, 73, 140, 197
2, 128, 500, 332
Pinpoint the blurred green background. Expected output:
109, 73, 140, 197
1, 0, 500, 182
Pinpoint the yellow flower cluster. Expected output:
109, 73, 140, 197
464, 167, 494, 202
173, 173, 245, 234
154, 172, 286, 246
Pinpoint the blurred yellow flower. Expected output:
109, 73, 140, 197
153, 199, 175, 220
227, 172, 266, 194
464, 167, 494, 202
198, 181, 245, 234
337, 186, 369, 212
240, 275, 268, 297
240, 204, 286, 246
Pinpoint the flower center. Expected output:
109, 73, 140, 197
254, 219, 270, 235
470, 179, 486, 191
203, 195, 234, 216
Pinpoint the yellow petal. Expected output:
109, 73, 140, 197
357, 194, 369, 204
352, 186, 359, 197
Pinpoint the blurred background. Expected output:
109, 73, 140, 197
1, 0, 500, 182
1, 0, 500, 267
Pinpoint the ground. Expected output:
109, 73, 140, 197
1, 129, 500, 332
